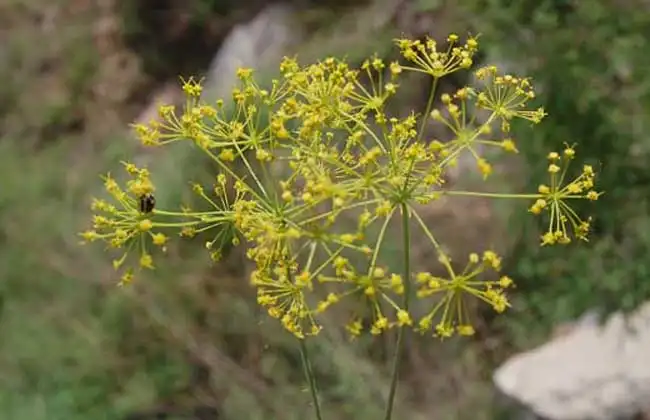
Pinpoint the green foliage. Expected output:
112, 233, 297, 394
0, 1, 97, 143
461, 0, 650, 338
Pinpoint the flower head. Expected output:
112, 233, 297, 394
415, 251, 512, 338
81, 34, 598, 344
529, 145, 601, 245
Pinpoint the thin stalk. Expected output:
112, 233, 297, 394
383, 202, 412, 420
299, 338, 324, 420
445, 191, 542, 199
417, 77, 439, 143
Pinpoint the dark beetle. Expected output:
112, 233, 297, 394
139, 193, 156, 214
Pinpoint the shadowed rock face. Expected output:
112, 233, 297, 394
118, 0, 367, 82
118, 0, 267, 80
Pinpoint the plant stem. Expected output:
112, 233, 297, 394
444, 191, 542, 199
383, 202, 412, 420
299, 337, 324, 420
417, 77, 438, 143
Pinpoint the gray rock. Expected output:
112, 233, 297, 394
494, 303, 650, 420
133, 4, 301, 185
201, 4, 300, 104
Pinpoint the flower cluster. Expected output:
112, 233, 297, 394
529, 145, 601, 245
80, 163, 168, 285
81, 34, 599, 339
415, 250, 512, 338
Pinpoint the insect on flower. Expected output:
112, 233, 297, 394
139, 193, 156, 214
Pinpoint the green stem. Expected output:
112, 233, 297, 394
417, 77, 439, 143
445, 191, 542, 199
383, 202, 412, 420
299, 336, 324, 420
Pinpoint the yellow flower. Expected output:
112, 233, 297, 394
477, 158, 492, 179
501, 138, 518, 152
395, 35, 479, 78
152, 233, 167, 246
138, 219, 153, 232
139, 254, 154, 269
474, 68, 546, 124
390, 61, 402, 76
81, 34, 599, 343
397, 310, 412, 326
532, 148, 600, 245
457, 325, 475, 336
416, 252, 512, 338
118, 270, 134, 287
346, 320, 363, 337
180, 76, 203, 97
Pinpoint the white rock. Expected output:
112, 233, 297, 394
494, 303, 650, 420
201, 4, 299, 104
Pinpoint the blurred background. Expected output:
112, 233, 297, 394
1, 0, 650, 419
